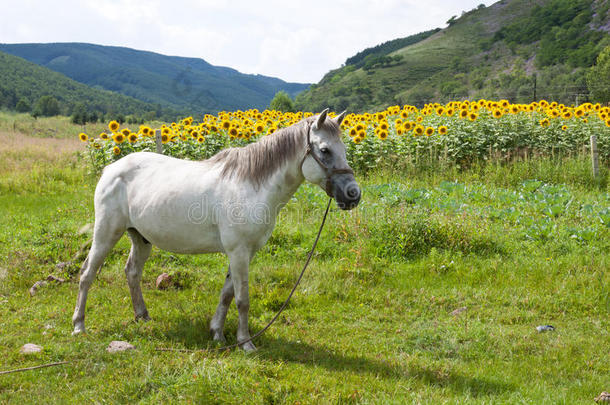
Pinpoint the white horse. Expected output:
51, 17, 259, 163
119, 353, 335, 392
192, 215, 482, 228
72, 109, 361, 351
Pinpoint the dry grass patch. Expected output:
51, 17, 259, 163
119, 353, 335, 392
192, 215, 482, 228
0, 131, 84, 173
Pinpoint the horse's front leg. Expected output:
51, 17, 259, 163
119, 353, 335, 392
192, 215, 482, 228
227, 250, 256, 352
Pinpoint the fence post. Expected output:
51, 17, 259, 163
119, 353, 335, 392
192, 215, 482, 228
155, 129, 163, 154
590, 135, 599, 178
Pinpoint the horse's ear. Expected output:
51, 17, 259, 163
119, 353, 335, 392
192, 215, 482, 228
334, 110, 347, 126
313, 108, 329, 130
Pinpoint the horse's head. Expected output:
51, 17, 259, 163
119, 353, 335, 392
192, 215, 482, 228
302, 108, 361, 210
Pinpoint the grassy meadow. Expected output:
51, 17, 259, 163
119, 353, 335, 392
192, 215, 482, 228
0, 112, 609, 403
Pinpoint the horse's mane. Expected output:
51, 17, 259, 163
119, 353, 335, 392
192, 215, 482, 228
209, 116, 340, 186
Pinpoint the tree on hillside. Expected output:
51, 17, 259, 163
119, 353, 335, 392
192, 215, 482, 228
71, 102, 88, 124
269, 91, 295, 112
15, 98, 30, 113
32, 95, 61, 117
587, 46, 610, 103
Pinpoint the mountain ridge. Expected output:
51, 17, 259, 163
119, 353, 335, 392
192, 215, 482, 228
295, 0, 610, 112
0, 42, 310, 114
0, 50, 165, 118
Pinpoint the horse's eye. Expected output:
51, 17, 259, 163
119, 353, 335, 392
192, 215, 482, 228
320, 147, 330, 154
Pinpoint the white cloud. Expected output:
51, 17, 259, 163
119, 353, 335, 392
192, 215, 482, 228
0, 0, 497, 83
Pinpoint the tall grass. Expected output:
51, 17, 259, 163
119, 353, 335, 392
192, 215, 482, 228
0, 121, 608, 403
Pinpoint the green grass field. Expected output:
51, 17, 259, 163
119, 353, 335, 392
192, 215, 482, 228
0, 122, 609, 403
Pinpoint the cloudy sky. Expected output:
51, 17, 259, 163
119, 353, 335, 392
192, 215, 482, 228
1, 0, 496, 83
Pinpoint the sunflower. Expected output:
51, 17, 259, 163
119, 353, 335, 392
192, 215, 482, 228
109, 120, 120, 132
128, 133, 138, 143
79, 133, 88, 142
562, 111, 573, 119
438, 126, 448, 135
229, 128, 238, 138
446, 108, 455, 117
255, 124, 264, 133
121, 128, 130, 137
396, 127, 404, 135
113, 146, 121, 155
197, 136, 205, 143
349, 127, 357, 137
357, 130, 366, 139
161, 134, 169, 144
425, 127, 434, 136
459, 109, 468, 119
493, 109, 503, 119
403, 121, 413, 131
162, 127, 171, 136
414, 125, 424, 136
400, 111, 409, 119
606, 119, 610, 128
100, 132, 109, 140
468, 112, 478, 121
379, 121, 389, 131
353, 136, 363, 144
540, 118, 550, 127
561, 125, 568, 131
416, 116, 424, 123
93, 142, 101, 150
112, 133, 125, 144
377, 130, 388, 140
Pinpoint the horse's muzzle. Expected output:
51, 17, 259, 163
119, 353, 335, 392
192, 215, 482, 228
332, 175, 361, 210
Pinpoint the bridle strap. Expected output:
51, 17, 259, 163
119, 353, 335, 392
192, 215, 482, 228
301, 125, 354, 196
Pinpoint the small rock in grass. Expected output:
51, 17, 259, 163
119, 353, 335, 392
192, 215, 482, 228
46, 275, 65, 283
450, 306, 467, 316
107, 341, 135, 353
156, 273, 172, 290
20, 343, 43, 354
595, 392, 610, 402
29, 280, 47, 296
78, 223, 94, 236
55, 261, 72, 271
536, 325, 555, 332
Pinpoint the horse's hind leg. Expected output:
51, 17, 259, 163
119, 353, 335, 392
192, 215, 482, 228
210, 268, 234, 342
72, 221, 124, 334
125, 228, 152, 321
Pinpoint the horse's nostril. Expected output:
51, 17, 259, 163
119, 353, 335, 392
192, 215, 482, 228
345, 183, 361, 200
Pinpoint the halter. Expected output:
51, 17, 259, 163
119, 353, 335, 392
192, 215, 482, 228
301, 125, 355, 197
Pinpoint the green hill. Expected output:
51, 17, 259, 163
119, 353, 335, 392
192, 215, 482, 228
0, 51, 169, 119
0, 43, 310, 115
296, 0, 610, 112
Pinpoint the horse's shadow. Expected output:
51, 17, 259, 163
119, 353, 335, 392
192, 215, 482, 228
158, 316, 514, 399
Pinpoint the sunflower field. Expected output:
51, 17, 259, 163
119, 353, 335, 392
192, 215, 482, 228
79, 99, 610, 173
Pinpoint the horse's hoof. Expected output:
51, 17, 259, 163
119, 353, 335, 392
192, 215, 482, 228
135, 313, 151, 322
72, 326, 86, 336
211, 331, 226, 343
240, 341, 257, 353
